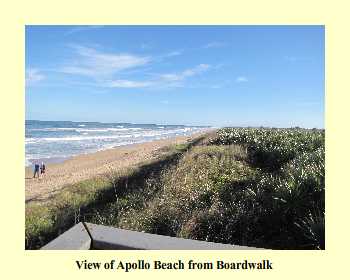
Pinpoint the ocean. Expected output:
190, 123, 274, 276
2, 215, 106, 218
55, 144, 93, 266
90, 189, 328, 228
25, 120, 210, 166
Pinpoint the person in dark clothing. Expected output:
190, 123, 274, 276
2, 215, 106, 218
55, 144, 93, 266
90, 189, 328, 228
33, 163, 40, 178
40, 162, 46, 176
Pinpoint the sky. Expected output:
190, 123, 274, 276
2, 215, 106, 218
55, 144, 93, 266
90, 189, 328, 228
25, 25, 324, 128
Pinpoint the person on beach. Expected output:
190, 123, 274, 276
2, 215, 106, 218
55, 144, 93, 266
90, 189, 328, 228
40, 162, 46, 176
33, 163, 40, 178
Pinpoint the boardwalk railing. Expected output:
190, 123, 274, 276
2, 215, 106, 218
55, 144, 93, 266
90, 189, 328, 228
41, 222, 262, 250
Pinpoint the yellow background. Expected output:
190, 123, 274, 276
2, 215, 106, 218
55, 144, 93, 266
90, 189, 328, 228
0, 0, 347, 278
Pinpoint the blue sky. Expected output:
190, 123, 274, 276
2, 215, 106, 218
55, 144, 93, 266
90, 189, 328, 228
25, 25, 324, 128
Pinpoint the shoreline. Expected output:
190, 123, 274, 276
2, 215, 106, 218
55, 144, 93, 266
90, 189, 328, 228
25, 130, 213, 167
25, 130, 213, 203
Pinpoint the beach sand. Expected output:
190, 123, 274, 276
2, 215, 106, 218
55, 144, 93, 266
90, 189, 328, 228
25, 132, 209, 203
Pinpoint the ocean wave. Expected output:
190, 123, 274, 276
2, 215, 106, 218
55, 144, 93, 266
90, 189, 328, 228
26, 140, 139, 164
25, 125, 210, 166
29, 127, 142, 133
76, 129, 111, 133
25, 138, 39, 144
36, 134, 138, 142
29, 130, 190, 142
76, 127, 141, 133
26, 129, 190, 144
25, 158, 32, 167
26, 127, 205, 143
29, 127, 78, 131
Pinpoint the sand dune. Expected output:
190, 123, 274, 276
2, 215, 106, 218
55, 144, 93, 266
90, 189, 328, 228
25, 133, 206, 202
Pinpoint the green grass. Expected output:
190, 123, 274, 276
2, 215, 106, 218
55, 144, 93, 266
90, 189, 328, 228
26, 128, 325, 250
25, 177, 112, 249
25, 137, 198, 249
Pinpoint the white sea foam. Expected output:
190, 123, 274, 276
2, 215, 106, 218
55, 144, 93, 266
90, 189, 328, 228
76, 129, 111, 133
38, 134, 138, 142
25, 138, 36, 143
34, 129, 196, 142
29, 127, 78, 131
25, 121, 210, 166
25, 158, 32, 167
76, 127, 142, 133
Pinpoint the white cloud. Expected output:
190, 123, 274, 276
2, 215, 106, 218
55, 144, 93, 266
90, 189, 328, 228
153, 50, 184, 62
60, 45, 151, 78
26, 68, 44, 86
159, 64, 210, 82
203, 42, 226, 49
60, 66, 95, 76
159, 74, 182, 82
104, 64, 211, 89
236, 76, 248, 83
106, 79, 154, 88
164, 50, 183, 57
59, 44, 213, 90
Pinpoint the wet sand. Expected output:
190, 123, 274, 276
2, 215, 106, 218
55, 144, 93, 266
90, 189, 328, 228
25, 132, 208, 203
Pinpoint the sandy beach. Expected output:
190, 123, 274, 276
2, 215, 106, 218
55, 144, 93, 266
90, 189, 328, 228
25, 132, 208, 203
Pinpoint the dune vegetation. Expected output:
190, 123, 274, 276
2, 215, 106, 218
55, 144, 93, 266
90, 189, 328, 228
26, 128, 324, 250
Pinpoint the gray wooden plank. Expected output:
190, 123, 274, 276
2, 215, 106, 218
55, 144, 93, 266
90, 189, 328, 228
85, 223, 260, 250
41, 222, 91, 250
